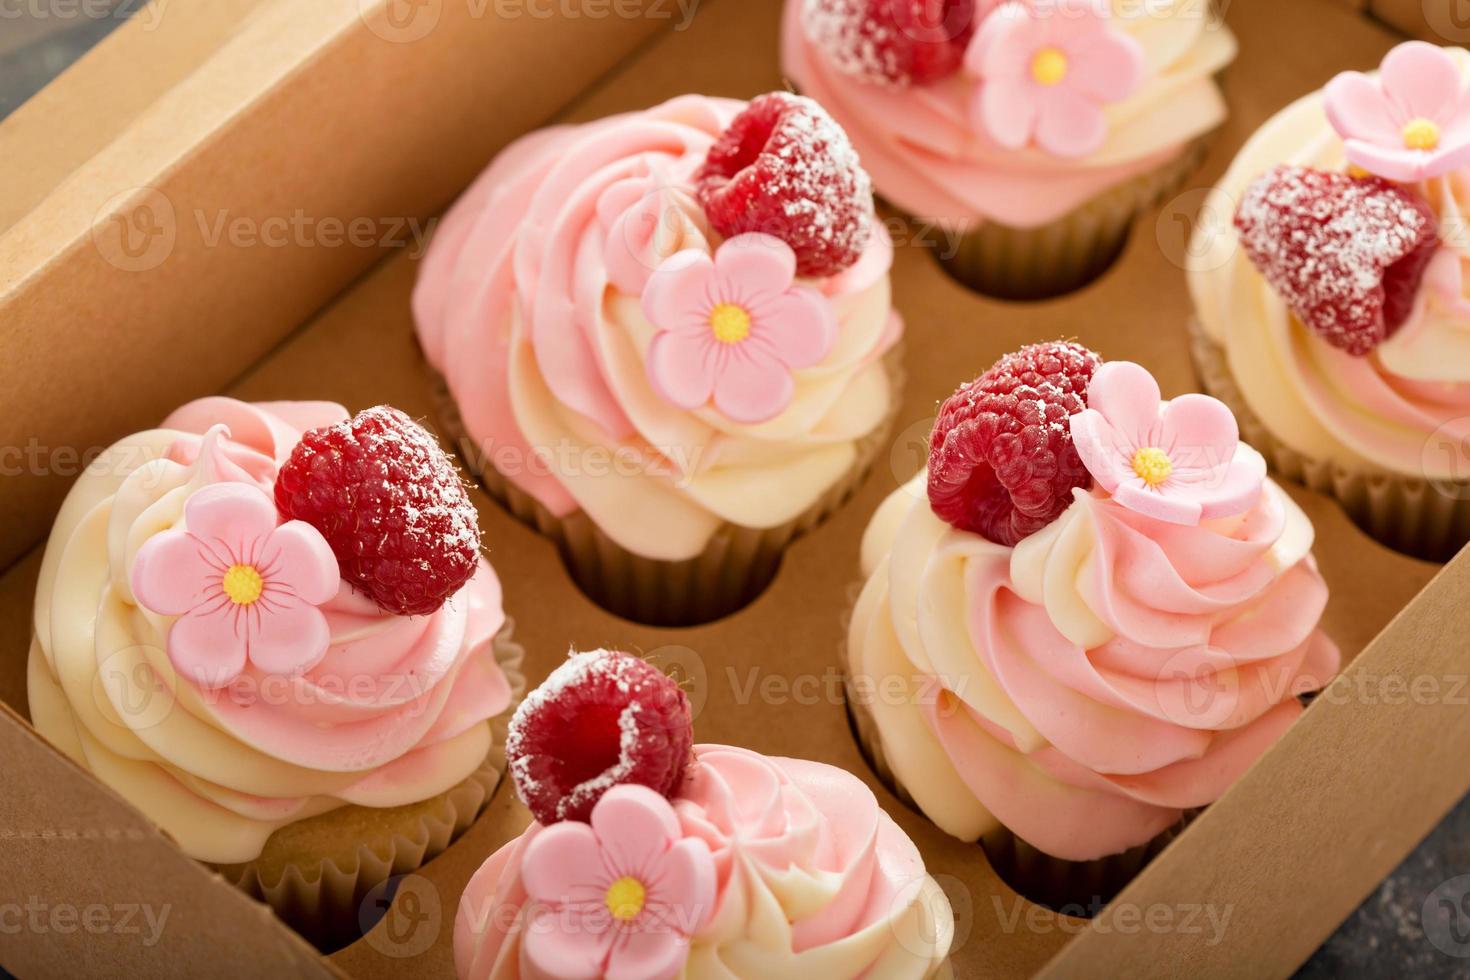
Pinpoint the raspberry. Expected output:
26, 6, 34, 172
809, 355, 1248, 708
696, 92, 873, 278
928, 342, 1101, 547
506, 650, 694, 825
1234, 165, 1438, 356
274, 406, 481, 617
802, 0, 978, 87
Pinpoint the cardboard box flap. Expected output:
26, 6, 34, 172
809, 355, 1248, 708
0, 702, 341, 978
0, 0, 677, 574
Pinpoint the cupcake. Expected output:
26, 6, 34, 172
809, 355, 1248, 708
783, 0, 1236, 299
846, 343, 1339, 911
27, 397, 523, 947
455, 648, 954, 979
1189, 41, 1470, 561
414, 92, 903, 626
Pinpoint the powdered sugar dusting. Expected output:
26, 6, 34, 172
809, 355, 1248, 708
506, 648, 694, 824
697, 92, 874, 278
1234, 165, 1439, 355
801, 0, 976, 87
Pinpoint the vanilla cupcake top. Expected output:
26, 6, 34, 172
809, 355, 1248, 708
1190, 42, 1470, 479
849, 344, 1338, 860
456, 649, 953, 980
782, 0, 1236, 229
28, 398, 514, 864
414, 93, 901, 563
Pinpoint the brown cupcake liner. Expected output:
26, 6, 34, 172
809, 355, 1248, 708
936, 137, 1212, 301
215, 622, 526, 950
1188, 317, 1470, 562
431, 350, 905, 627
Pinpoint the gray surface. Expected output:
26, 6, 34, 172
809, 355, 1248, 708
3, 9, 1470, 980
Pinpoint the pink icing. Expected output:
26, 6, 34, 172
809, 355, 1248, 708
643, 234, 837, 424
966, 0, 1144, 159
413, 95, 900, 522
455, 745, 934, 979
155, 398, 513, 781
924, 484, 1338, 861
1070, 361, 1266, 525
131, 476, 340, 688
780, 0, 1183, 229
1325, 41, 1470, 183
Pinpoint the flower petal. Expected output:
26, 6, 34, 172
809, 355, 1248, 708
168, 604, 248, 689
712, 346, 796, 424
259, 522, 340, 606
1034, 88, 1107, 158
246, 599, 331, 677
590, 785, 680, 878
183, 483, 280, 561
648, 838, 716, 934
749, 287, 836, 370
966, 3, 1035, 80
1114, 480, 1203, 526
1195, 445, 1268, 521
1324, 71, 1401, 145
1380, 41, 1464, 123
1159, 393, 1239, 472
522, 821, 609, 905
605, 928, 689, 980
647, 330, 720, 410
131, 530, 225, 616
1085, 362, 1164, 443
1067, 31, 1144, 104
977, 76, 1039, 150
1069, 409, 1127, 494
1343, 140, 1428, 183
522, 905, 612, 980
713, 234, 796, 294
641, 250, 717, 331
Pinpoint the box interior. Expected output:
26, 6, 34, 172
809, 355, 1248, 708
4, 0, 1470, 977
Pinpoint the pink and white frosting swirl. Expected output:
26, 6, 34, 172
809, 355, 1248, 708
781, 0, 1236, 230
455, 745, 953, 979
1190, 45, 1470, 480
413, 95, 902, 562
849, 468, 1339, 860
27, 398, 515, 864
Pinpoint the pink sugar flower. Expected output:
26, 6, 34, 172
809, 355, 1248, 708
131, 482, 340, 688
1325, 42, 1470, 183
966, 0, 1145, 158
642, 233, 837, 424
520, 785, 716, 980
1069, 362, 1267, 526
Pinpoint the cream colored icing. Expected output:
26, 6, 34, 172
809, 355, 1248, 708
1189, 47, 1470, 478
27, 398, 514, 864
455, 745, 953, 979
781, 0, 1236, 229
413, 95, 902, 563
849, 473, 1338, 860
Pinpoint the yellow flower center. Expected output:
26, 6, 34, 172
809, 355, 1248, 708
605, 876, 646, 921
1403, 118, 1441, 151
709, 303, 752, 345
1131, 447, 1174, 487
1031, 48, 1068, 87
222, 564, 264, 606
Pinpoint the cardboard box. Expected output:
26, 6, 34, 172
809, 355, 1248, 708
2, 0, 1468, 977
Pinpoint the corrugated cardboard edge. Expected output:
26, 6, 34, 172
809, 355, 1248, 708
0, 0, 677, 573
